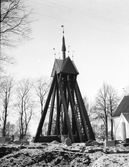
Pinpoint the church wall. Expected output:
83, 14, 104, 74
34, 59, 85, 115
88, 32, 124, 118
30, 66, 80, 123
113, 114, 129, 140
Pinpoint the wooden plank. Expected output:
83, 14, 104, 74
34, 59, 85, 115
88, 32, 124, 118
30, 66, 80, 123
67, 81, 82, 142
47, 84, 56, 135
38, 135, 60, 143
56, 74, 74, 143
34, 73, 56, 142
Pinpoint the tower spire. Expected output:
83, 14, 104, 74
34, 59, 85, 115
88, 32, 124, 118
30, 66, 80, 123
61, 25, 66, 60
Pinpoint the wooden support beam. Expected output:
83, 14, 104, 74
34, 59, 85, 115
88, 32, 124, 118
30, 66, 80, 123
34, 73, 56, 142
67, 81, 82, 142
55, 85, 60, 135
75, 81, 95, 140
56, 74, 74, 143
62, 94, 70, 135
47, 84, 56, 135
74, 81, 88, 140
54, 80, 61, 135
71, 85, 76, 135
72, 112, 76, 135
63, 75, 68, 135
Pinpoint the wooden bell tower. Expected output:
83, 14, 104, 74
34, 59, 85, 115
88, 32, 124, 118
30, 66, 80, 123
34, 30, 95, 143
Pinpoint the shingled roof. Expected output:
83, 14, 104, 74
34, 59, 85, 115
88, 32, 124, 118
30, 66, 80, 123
51, 57, 79, 77
113, 96, 129, 117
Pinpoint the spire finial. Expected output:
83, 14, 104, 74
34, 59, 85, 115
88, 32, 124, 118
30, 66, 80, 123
61, 25, 66, 60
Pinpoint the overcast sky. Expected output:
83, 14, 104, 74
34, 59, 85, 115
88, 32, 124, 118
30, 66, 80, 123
8, 0, 129, 101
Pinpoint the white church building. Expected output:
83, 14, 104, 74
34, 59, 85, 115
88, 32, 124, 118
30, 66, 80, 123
113, 96, 129, 140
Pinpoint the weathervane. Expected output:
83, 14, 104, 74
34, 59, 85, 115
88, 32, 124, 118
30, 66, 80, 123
61, 25, 64, 34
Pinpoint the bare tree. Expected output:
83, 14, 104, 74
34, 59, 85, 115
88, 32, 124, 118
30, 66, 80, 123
6, 121, 15, 138
0, 77, 14, 137
34, 76, 50, 115
0, 54, 14, 79
95, 83, 109, 140
107, 85, 119, 140
0, 0, 32, 78
95, 83, 119, 140
1, 0, 31, 48
15, 79, 34, 140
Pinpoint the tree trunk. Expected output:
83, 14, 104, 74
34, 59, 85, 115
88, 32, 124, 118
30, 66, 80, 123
2, 106, 7, 137
105, 115, 108, 140
111, 118, 114, 140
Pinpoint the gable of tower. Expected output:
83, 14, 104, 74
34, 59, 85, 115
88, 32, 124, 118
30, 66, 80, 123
61, 57, 79, 75
51, 59, 63, 77
51, 57, 79, 77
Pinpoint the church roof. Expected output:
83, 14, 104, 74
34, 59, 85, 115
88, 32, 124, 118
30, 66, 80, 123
113, 96, 129, 117
51, 57, 79, 77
